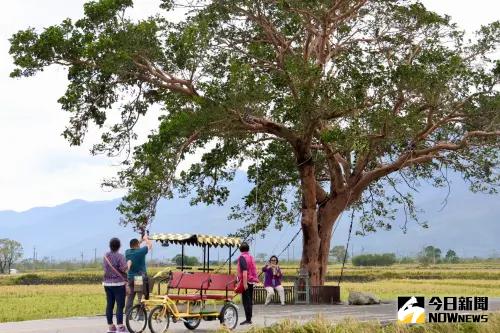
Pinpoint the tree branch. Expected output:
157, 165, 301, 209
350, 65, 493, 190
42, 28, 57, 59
353, 130, 500, 193
133, 57, 198, 96
233, 112, 299, 146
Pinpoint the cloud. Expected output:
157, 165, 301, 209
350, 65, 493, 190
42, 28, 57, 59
0, 0, 499, 211
0, 1, 176, 211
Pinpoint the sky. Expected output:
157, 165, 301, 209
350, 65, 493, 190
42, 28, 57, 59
0, 0, 499, 212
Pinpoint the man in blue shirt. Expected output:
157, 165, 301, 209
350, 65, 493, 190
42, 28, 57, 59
125, 234, 153, 314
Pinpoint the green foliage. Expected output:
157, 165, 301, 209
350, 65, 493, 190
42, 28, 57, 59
418, 246, 442, 265
11, 272, 101, 285
0, 239, 23, 274
172, 254, 199, 267
444, 249, 460, 263
351, 253, 396, 267
9, 0, 500, 239
329, 246, 349, 263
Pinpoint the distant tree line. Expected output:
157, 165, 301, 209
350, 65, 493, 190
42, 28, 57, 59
329, 245, 473, 266
352, 253, 397, 266
1, 238, 495, 274
417, 246, 459, 264
172, 254, 200, 267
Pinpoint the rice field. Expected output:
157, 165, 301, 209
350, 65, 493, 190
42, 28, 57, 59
2, 261, 500, 285
0, 262, 499, 323
336, 279, 500, 300
0, 284, 104, 322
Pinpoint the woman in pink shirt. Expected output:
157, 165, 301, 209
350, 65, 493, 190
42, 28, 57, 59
237, 242, 259, 325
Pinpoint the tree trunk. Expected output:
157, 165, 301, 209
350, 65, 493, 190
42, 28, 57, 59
300, 196, 347, 285
300, 207, 321, 284
296, 144, 352, 285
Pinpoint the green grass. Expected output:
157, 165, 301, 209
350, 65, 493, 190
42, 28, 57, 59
0, 262, 499, 322
227, 314, 500, 333
0, 284, 104, 322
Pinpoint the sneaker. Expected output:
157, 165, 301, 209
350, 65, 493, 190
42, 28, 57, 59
107, 325, 117, 333
117, 326, 128, 332
240, 320, 252, 325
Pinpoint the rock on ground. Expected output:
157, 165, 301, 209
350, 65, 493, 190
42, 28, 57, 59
348, 291, 381, 305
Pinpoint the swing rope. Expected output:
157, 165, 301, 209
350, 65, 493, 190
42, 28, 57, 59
337, 209, 355, 286
253, 135, 260, 255
334, 145, 416, 285
276, 226, 302, 259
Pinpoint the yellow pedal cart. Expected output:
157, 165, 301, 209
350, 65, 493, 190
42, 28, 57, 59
126, 233, 240, 333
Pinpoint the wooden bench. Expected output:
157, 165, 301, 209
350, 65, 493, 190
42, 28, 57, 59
253, 285, 341, 304
253, 285, 295, 304
166, 271, 236, 302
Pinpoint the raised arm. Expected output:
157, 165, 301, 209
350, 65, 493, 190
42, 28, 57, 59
142, 234, 153, 250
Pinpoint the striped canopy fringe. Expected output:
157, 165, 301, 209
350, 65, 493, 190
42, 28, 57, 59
149, 233, 241, 248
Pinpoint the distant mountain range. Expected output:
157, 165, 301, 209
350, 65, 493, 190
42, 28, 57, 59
0, 172, 498, 261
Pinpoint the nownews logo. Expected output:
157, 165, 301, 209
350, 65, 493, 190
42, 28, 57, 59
428, 296, 489, 323
397, 296, 489, 323
398, 296, 425, 323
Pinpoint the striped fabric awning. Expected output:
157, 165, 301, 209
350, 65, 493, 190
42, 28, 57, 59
149, 233, 241, 247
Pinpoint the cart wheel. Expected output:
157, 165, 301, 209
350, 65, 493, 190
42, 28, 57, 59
219, 303, 238, 330
126, 304, 147, 333
183, 317, 201, 330
148, 305, 170, 333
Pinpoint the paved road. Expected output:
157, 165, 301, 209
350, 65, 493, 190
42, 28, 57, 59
1, 300, 499, 333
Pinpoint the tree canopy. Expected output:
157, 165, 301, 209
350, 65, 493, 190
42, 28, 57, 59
418, 245, 442, 264
329, 245, 348, 262
444, 249, 459, 263
0, 239, 23, 274
10, 0, 500, 283
172, 253, 200, 267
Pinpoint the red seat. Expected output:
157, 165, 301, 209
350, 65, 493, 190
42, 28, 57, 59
204, 294, 231, 300
166, 271, 237, 301
167, 294, 230, 301
206, 274, 237, 291
169, 272, 210, 290
167, 294, 204, 301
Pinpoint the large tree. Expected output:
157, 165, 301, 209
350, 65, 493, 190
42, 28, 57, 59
0, 239, 23, 274
9, 0, 500, 284
330, 245, 348, 263
418, 245, 442, 264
